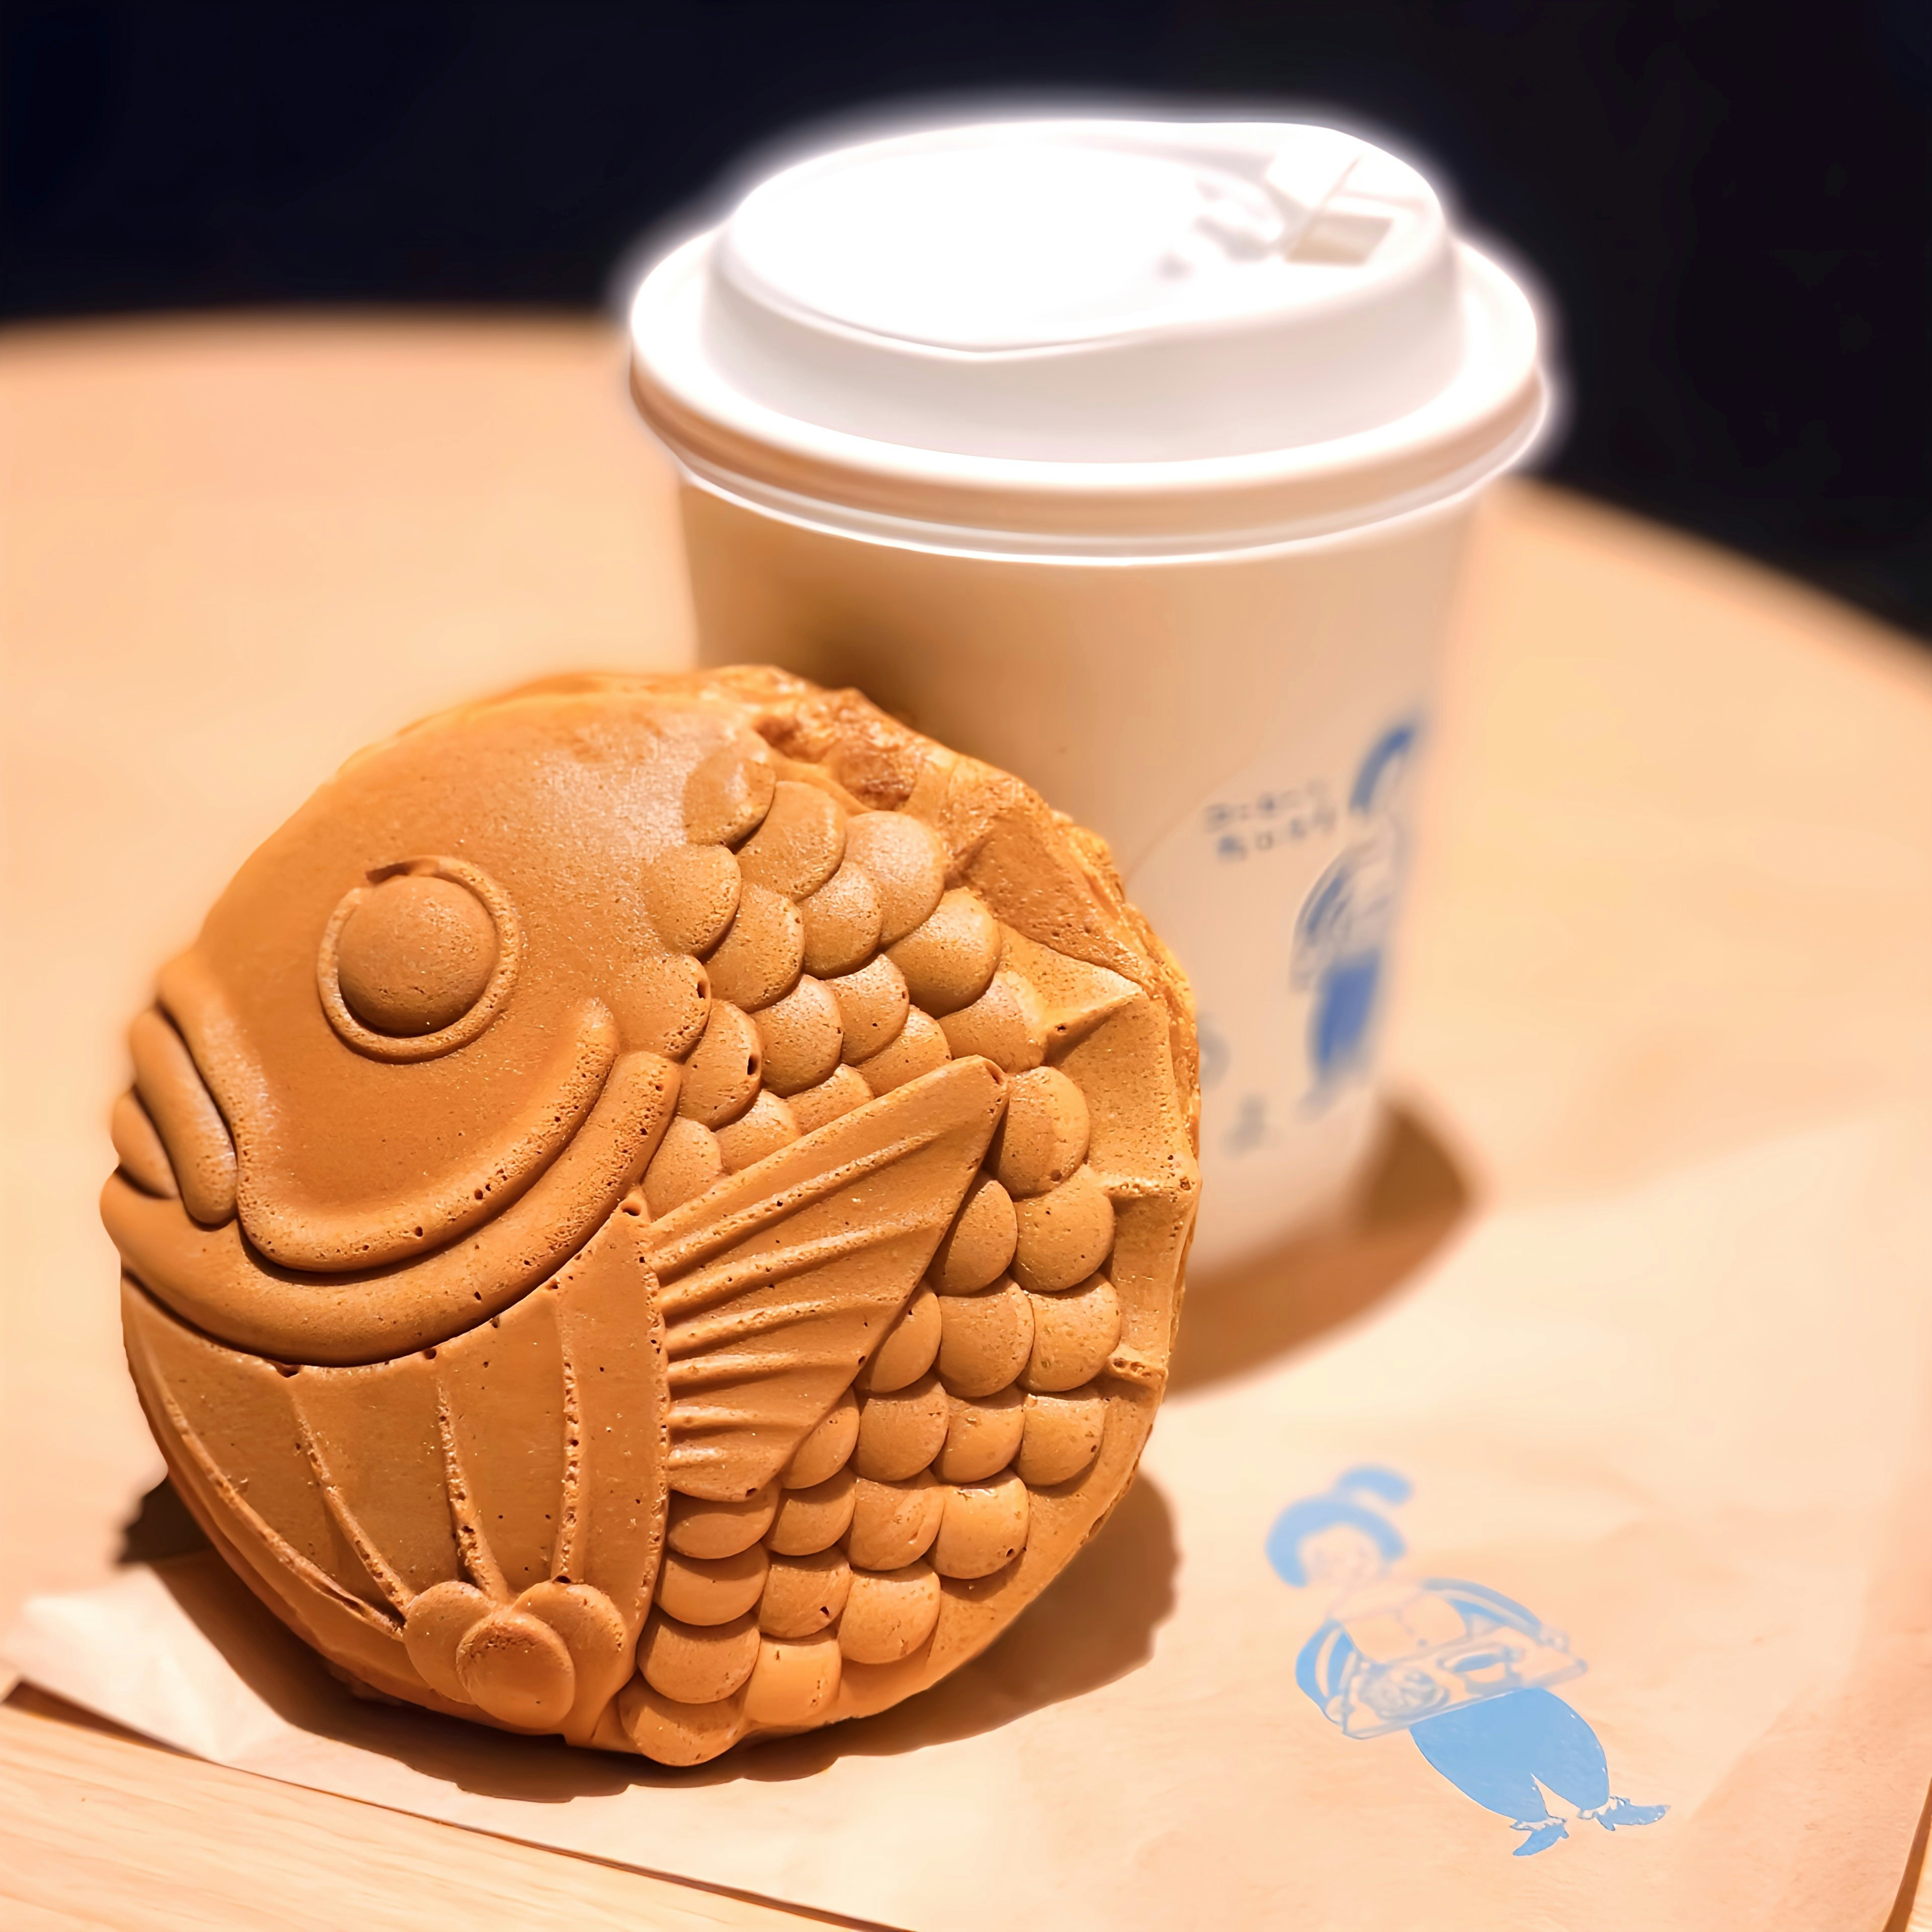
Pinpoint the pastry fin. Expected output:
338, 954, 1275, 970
122, 1201, 672, 1732
650, 1056, 1005, 1502
121, 1276, 426, 1703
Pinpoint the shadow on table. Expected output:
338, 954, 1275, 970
136, 1470, 1175, 1801
121, 1101, 1462, 1799
1168, 1100, 1472, 1395
119, 1474, 212, 1565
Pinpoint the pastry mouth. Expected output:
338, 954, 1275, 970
103, 953, 687, 1365
103, 1045, 682, 1366
148, 948, 633, 1274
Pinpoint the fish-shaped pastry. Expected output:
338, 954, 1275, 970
105, 667, 1198, 1762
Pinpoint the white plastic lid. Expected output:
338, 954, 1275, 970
630, 120, 1545, 554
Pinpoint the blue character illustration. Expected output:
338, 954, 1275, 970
1291, 720, 1418, 1101
1267, 1468, 1667, 1857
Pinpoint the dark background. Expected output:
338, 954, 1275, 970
6, 1, 1928, 638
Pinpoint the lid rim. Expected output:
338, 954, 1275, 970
630, 240, 1543, 543
666, 392, 1548, 561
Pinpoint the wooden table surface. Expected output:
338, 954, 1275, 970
3, 317, 1930, 1929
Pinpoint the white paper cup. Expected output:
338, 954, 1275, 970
629, 119, 1546, 1272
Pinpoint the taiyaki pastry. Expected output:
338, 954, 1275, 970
104, 667, 1197, 1762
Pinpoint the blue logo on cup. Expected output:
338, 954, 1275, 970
1291, 719, 1420, 1107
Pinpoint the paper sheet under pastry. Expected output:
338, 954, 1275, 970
10, 1108, 1932, 1931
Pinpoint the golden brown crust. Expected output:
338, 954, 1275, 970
107, 665, 1197, 1762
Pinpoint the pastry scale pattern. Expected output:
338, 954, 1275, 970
103, 667, 1199, 1762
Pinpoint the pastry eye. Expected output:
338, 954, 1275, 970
318, 858, 521, 1061
340, 875, 495, 1033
